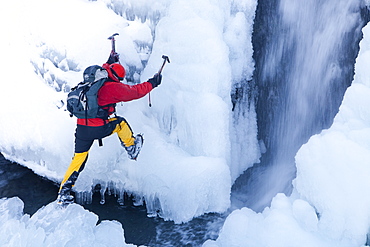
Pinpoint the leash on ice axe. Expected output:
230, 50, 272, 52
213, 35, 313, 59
149, 55, 170, 107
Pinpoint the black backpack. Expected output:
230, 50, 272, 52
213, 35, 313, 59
67, 65, 110, 122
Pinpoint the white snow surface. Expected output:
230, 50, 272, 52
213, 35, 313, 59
0, 197, 134, 247
0, 0, 258, 226
204, 21, 370, 247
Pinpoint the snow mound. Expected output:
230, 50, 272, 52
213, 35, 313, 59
203, 194, 340, 247
0, 197, 135, 247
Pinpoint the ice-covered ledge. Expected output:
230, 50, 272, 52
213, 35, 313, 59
0, 197, 135, 246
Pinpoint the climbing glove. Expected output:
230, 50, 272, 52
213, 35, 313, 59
107, 51, 120, 64
148, 73, 162, 88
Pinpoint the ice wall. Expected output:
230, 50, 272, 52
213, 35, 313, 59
0, 0, 259, 223
228, 1, 260, 182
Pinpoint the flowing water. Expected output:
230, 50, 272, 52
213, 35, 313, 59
232, 0, 367, 212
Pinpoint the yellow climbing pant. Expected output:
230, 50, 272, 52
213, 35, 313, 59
59, 151, 88, 190
110, 117, 135, 147
59, 116, 135, 192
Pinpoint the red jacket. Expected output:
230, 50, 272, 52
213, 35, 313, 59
77, 63, 153, 126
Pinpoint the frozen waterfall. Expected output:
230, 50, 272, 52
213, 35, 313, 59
232, 0, 365, 211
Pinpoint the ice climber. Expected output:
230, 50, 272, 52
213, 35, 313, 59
57, 52, 162, 205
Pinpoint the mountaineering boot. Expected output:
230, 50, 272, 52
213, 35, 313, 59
125, 134, 144, 160
57, 193, 74, 206
57, 181, 74, 206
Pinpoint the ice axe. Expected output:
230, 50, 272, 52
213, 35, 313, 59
108, 33, 119, 53
158, 55, 170, 75
148, 55, 171, 107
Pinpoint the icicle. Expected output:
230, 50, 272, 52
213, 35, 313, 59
75, 191, 92, 205
99, 182, 107, 205
145, 194, 161, 218
133, 194, 143, 206
117, 189, 125, 206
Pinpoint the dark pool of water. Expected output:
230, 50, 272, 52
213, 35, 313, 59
0, 153, 224, 246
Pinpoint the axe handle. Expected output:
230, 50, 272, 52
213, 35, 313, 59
108, 33, 119, 53
158, 60, 167, 74
111, 38, 116, 53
